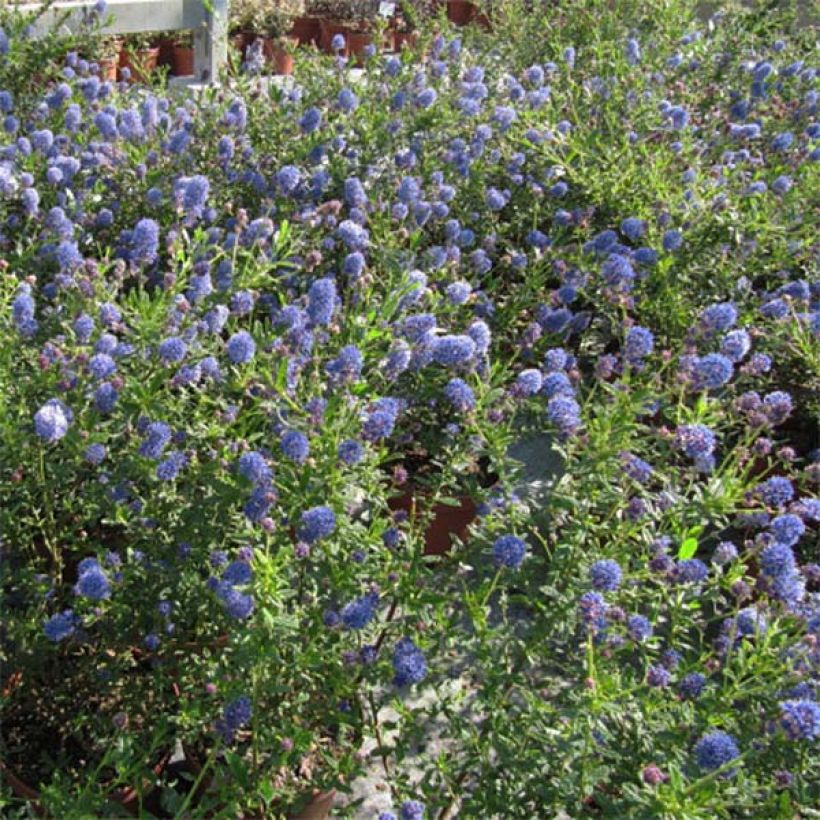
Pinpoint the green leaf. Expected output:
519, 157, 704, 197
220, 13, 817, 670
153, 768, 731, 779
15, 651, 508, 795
677, 537, 698, 560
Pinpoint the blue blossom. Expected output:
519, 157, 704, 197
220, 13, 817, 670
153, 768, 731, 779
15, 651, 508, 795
299, 506, 336, 544
44, 610, 77, 642
444, 378, 476, 413
307, 278, 337, 325
237, 451, 272, 485
769, 514, 805, 547
88, 353, 116, 380
628, 614, 653, 641
131, 218, 159, 264
393, 638, 427, 687
720, 330, 751, 362
493, 535, 527, 569
673, 559, 709, 584
691, 354, 734, 390
158, 337, 187, 364
341, 592, 379, 629
589, 559, 622, 592
779, 700, 820, 741
337, 88, 359, 112
156, 451, 186, 481
624, 326, 654, 361
338, 439, 364, 465
280, 430, 310, 464
139, 422, 172, 460
226, 331, 255, 364
217, 583, 255, 620
757, 477, 794, 508
647, 665, 670, 687
679, 672, 707, 699
223, 560, 253, 586
699, 302, 737, 332
75, 563, 110, 600
84, 443, 106, 465
400, 800, 426, 820
34, 399, 73, 443
547, 395, 581, 437
513, 369, 543, 397
675, 424, 716, 459
694, 731, 740, 774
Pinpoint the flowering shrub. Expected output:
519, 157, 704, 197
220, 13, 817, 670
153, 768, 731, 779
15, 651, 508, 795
1, 0, 818, 816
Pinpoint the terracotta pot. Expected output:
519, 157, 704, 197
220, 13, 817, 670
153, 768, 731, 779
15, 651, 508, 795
289, 789, 337, 820
447, 0, 477, 25
319, 20, 374, 61
263, 37, 297, 75
289, 15, 321, 47
388, 490, 478, 556
120, 46, 160, 83
172, 45, 195, 76
98, 56, 119, 81
157, 36, 175, 69
393, 31, 418, 51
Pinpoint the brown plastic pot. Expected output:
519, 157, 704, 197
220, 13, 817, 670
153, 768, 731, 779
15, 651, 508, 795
388, 490, 478, 556
120, 46, 160, 83
447, 0, 478, 25
172, 45, 195, 77
289, 15, 321, 47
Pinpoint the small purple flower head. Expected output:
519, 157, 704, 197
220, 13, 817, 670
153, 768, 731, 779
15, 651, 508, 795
338, 439, 364, 465
74, 563, 110, 600
779, 700, 820, 741
628, 614, 653, 641
341, 592, 379, 630
675, 424, 716, 459
400, 800, 426, 820
158, 336, 187, 364
757, 476, 795, 509
432, 335, 477, 367
691, 353, 734, 390
694, 731, 740, 774
679, 672, 707, 699
299, 506, 336, 544
280, 430, 310, 464
237, 451, 271, 486
226, 331, 256, 365
139, 422, 171, 460
699, 302, 737, 333
393, 638, 427, 687
493, 535, 527, 569
589, 559, 622, 592
547, 395, 581, 437
307, 278, 337, 326
720, 330, 751, 363
624, 326, 654, 362
646, 665, 670, 687
769, 514, 805, 547
673, 559, 709, 584
44, 609, 77, 642
444, 378, 476, 413
34, 399, 73, 443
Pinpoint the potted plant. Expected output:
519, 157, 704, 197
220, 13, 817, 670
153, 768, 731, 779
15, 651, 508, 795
393, 0, 436, 51
95, 35, 122, 81
290, 0, 320, 47
311, 0, 381, 59
447, 0, 478, 25
171, 30, 195, 77
120, 32, 161, 83
263, 1, 301, 75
